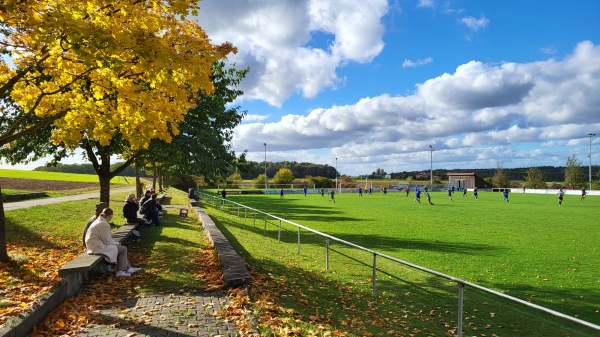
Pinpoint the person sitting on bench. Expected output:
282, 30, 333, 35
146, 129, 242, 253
85, 207, 142, 277
123, 193, 147, 237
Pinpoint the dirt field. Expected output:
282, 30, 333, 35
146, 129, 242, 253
0, 177, 100, 191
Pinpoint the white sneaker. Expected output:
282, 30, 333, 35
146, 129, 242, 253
132, 230, 141, 237
127, 267, 143, 274
116, 270, 130, 277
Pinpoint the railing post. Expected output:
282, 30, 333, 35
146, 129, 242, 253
297, 227, 301, 254
244, 207, 247, 222
457, 282, 464, 337
372, 253, 377, 297
264, 214, 267, 235
253, 210, 256, 228
237, 205, 240, 217
278, 220, 282, 242
326, 238, 330, 270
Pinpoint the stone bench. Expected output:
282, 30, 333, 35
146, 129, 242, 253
58, 223, 137, 296
192, 206, 251, 287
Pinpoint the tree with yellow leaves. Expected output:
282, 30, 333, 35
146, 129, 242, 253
0, 0, 236, 262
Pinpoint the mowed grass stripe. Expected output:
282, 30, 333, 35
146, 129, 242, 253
0, 168, 130, 183
210, 190, 599, 326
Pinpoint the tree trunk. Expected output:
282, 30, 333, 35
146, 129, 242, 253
0, 185, 9, 262
152, 162, 157, 190
98, 158, 112, 204
135, 165, 142, 198
158, 167, 163, 192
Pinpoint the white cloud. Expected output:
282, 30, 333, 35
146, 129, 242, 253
234, 41, 600, 174
460, 15, 489, 31
242, 114, 270, 123
402, 57, 433, 68
197, 0, 387, 107
541, 46, 557, 55
417, 0, 435, 8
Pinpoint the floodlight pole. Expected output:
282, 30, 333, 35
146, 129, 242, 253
429, 145, 434, 186
589, 133, 596, 190
335, 157, 338, 192
264, 143, 267, 194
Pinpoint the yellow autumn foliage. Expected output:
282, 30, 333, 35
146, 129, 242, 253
0, 0, 236, 150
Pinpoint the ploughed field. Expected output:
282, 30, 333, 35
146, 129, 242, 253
0, 177, 99, 191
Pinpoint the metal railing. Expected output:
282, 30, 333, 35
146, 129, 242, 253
198, 192, 600, 336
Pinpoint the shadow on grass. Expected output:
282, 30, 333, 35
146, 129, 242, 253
205, 204, 598, 337
211, 196, 371, 223
125, 211, 210, 293
206, 208, 498, 257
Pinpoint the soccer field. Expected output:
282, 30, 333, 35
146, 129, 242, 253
205, 189, 600, 335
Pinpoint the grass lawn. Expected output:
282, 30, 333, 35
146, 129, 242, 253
201, 189, 600, 336
0, 168, 131, 183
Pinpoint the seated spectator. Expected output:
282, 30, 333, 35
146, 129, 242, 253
83, 201, 108, 248
142, 193, 162, 225
188, 188, 199, 201
85, 208, 142, 277
139, 189, 152, 208
123, 194, 147, 237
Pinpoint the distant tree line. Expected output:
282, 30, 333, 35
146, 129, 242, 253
234, 161, 338, 180
34, 163, 150, 177
388, 166, 595, 183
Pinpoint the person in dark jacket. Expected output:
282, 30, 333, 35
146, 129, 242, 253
142, 193, 161, 225
123, 194, 147, 236
139, 189, 152, 208
188, 188, 200, 201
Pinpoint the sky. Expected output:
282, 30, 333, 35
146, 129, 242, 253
196, 0, 600, 177
3, 0, 600, 177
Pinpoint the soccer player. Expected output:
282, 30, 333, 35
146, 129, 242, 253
280, 188, 284, 199
320, 187, 325, 198
303, 186, 307, 197
425, 188, 434, 205
503, 188, 510, 203
558, 188, 564, 206
329, 189, 336, 203
446, 187, 453, 201
414, 187, 421, 204
405, 186, 410, 196
581, 187, 587, 200
358, 187, 363, 197
463, 188, 468, 197
473, 187, 478, 200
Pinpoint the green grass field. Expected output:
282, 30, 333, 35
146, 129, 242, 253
201, 189, 600, 336
0, 168, 130, 183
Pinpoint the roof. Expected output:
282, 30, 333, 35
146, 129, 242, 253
447, 172, 476, 176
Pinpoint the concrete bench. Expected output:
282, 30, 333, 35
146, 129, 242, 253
58, 223, 136, 296
192, 207, 251, 287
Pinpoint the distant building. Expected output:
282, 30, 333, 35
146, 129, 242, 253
447, 172, 489, 189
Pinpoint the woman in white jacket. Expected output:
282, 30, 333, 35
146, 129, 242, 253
85, 207, 142, 277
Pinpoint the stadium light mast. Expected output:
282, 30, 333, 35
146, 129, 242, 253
335, 157, 338, 192
429, 145, 434, 186
264, 143, 267, 193
589, 133, 596, 190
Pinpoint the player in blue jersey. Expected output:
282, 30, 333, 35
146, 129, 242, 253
503, 188, 510, 203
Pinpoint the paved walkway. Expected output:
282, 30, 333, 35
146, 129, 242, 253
80, 292, 238, 337
5, 190, 242, 337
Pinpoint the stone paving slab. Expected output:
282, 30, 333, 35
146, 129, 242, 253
79, 292, 238, 337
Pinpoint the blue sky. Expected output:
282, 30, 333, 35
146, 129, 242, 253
3, 0, 600, 177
